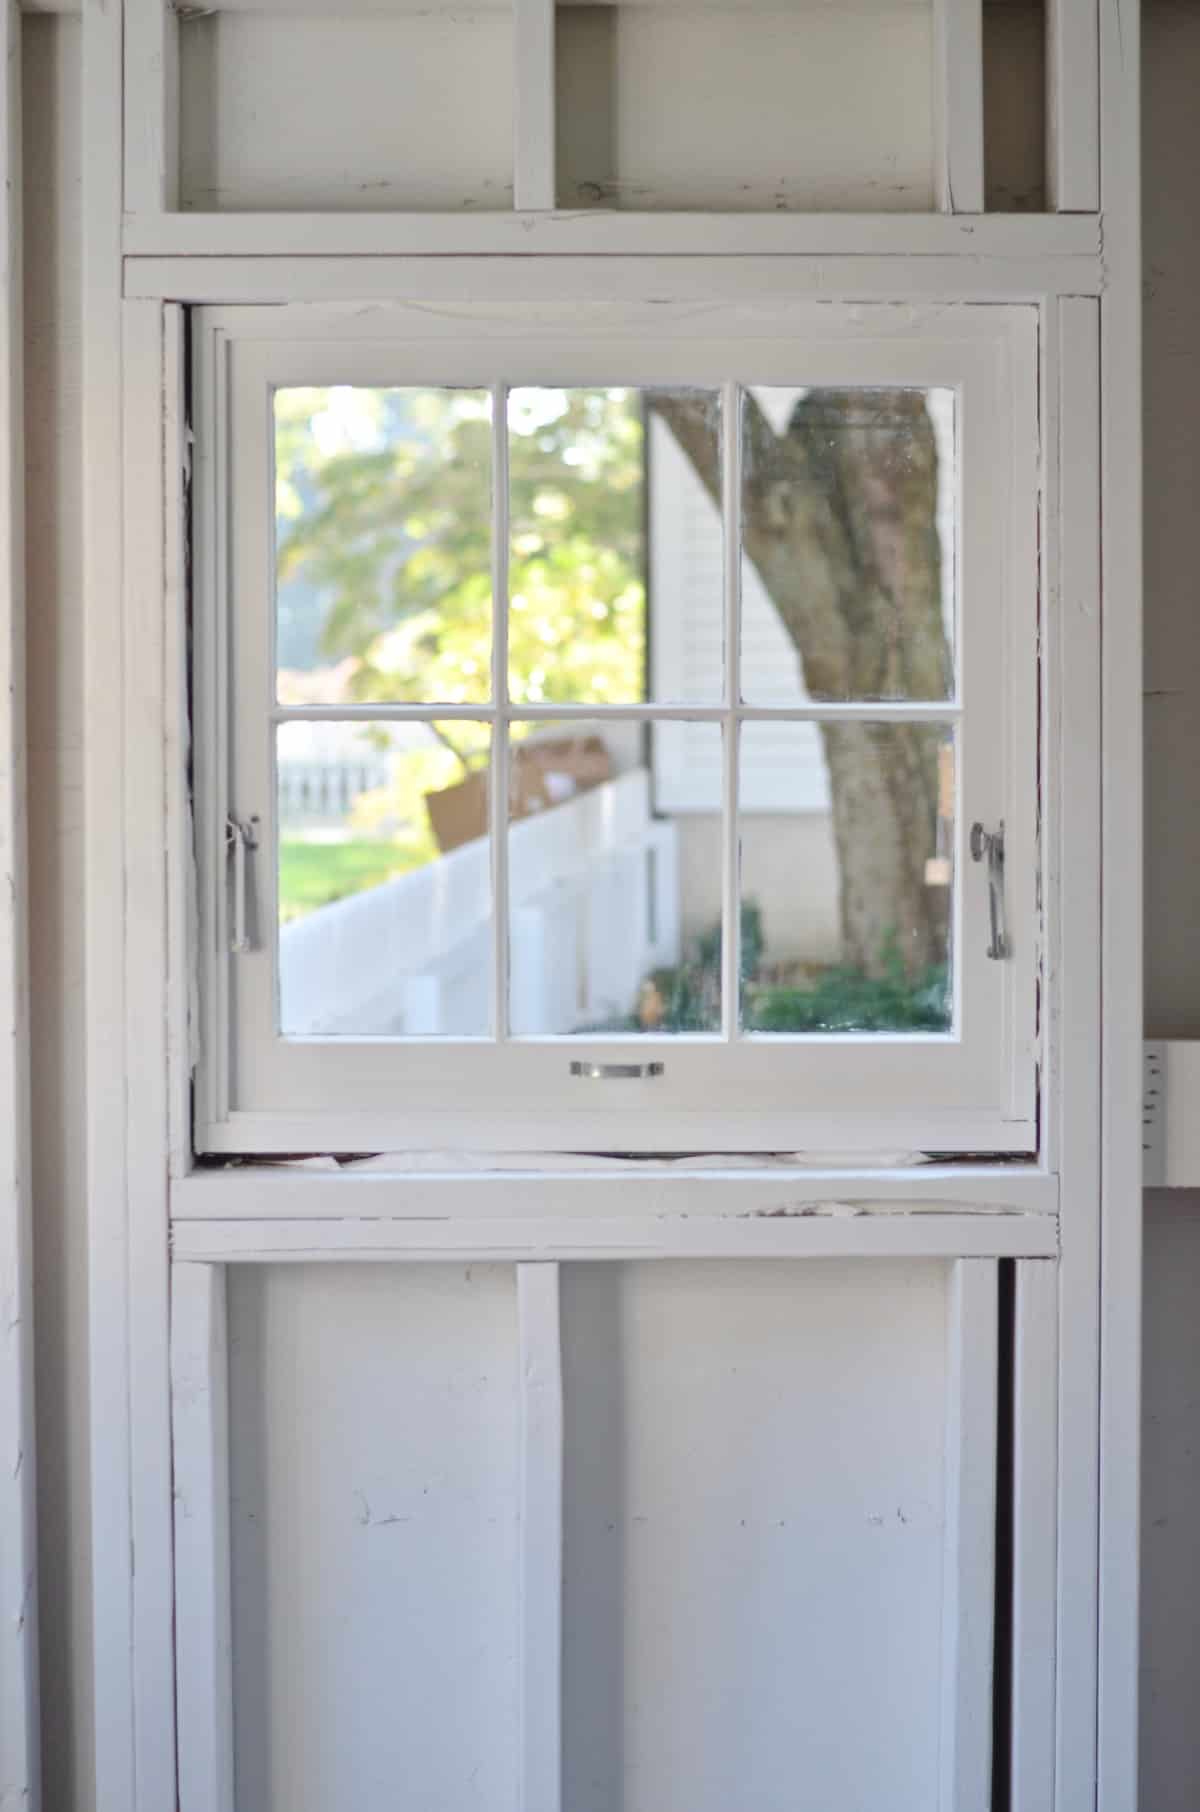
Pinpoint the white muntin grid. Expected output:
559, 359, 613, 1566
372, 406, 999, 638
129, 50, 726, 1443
264, 377, 962, 1045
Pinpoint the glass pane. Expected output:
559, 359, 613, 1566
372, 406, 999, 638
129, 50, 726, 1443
739, 387, 955, 704
507, 718, 722, 1035
507, 387, 723, 706
738, 720, 953, 1034
277, 719, 492, 1036
274, 387, 493, 708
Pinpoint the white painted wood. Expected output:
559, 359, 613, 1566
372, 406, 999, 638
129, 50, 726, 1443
1011, 1261, 1058, 1812
0, 3, 39, 1804
171, 1211, 1058, 1263
938, 1259, 997, 1812
226, 1262, 520, 1812
126, 249, 1105, 308
1046, 0, 1100, 211
1044, 294, 1102, 1812
197, 301, 1038, 1155
82, 0, 139, 1803
720, 377, 740, 1036
171, 1263, 234, 1812
177, 10, 515, 213
171, 1161, 1060, 1218
556, 2, 933, 212
518, 1265, 563, 1812
513, 0, 555, 209
933, 0, 985, 211
560, 1259, 951, 1811
1096, 0, 1142, 1800
124, 0, 178, 218
1137, 1041, 1200, 1186
163, 304, 194, 1174
122, 297, 179, 1803
122, 208, 1102, 261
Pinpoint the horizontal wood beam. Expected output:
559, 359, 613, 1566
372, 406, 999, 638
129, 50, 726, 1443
123, 209, 1102, 262
171, 1163, 1060, 1220
170, 1211, 1059, 1263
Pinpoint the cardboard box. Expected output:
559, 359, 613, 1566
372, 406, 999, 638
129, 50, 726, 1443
424, 735, 614, 853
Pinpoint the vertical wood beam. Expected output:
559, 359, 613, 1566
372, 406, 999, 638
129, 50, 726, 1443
1011, 1262, 1059, 1812
518, 1262, 563, 1812
933, 0, 985, 213
1050, 294, 1102, 1812
0, 3, 40, 1804
172, 1263, 235, 1812
1046, 0, 1100, 211
82, 0, 139, 1804
1096, 0, 1142, 1799
939, 1258, 998, 1812
513, 0, 556, 210
124, 0, 180, 219
123, 295, 179, 1800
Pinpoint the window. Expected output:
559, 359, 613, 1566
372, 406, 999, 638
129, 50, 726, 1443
193, 300, 1038, 1153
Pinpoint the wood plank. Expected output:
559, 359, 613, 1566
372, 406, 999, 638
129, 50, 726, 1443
513, 0, 555, 209
1048, 294, 1102, 1812
124, 0, 179, 217
122, 297, 179, 1800
1046, 0, 1099, 211
518, 1265, 563, 1812
0, 4, 39, 1804
172, 1263, 235, 1812
82, 0, 139, 1802
171, 1212, 1058, 1264
1012, 1261, 1059, 1812
171, 1163, 1060, 1219
122, 209, 1101, 261
938, 1259, 998, 1812
1096, 0, 1142, 1797
933, 0, 985, 212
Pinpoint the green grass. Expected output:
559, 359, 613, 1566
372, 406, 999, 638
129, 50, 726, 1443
278, 836, 429, 923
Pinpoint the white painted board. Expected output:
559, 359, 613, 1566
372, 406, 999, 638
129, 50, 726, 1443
227, 1263, 521, 1812
560, 1259, 951, 1812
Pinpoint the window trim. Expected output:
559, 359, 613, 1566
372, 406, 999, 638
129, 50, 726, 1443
192, 298, 1039, 1154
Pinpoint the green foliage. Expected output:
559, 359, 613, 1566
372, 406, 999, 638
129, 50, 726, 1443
278, 835, 429, 924
597, 908, 950, 1035
274, 386, 647, 775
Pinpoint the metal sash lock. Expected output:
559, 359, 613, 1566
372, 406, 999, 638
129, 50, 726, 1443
969, 820, 1009, 960
226, 813, 260, 954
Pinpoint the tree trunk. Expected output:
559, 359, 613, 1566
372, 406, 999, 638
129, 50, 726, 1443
649, 388, 950, 976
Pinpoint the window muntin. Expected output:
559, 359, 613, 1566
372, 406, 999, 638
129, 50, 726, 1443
197, 303, 1037, 1153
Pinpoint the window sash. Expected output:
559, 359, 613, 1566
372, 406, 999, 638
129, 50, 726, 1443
193, 301, 1038, 1153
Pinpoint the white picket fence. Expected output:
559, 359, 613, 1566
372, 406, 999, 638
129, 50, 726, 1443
280, 768, 681, 1036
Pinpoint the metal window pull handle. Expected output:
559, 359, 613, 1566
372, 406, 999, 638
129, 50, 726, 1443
570, 1061, 665, 1080
226, 813, 260, 954
969, 820, 1009, 960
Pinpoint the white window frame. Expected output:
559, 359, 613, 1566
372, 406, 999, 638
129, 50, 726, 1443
193, 298, 1039, 1156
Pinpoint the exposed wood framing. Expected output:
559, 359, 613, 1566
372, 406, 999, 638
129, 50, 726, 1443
1097, 0, 1143, 1800
170, 1213, 1059, 1265
933, 0, 984, 213
0, 1, 40, 1805
124, 0, 179, 219
938, 1260, 998, 1812
517, 1264, 564, 1812
1049, 293, 1103, 1812
1047, 0, 1100, 210
1011, 1261, 1059, 1812
171, 1263, 235, 1812
513, 0, 555, 209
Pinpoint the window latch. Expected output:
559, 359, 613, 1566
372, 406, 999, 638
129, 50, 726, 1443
969, 820, 1009, 960
225, 814, 260, 954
